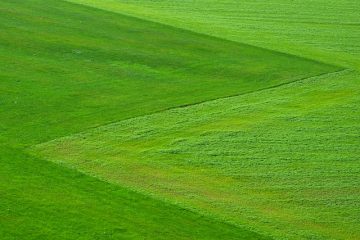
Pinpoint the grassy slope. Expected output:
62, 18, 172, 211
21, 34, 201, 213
58, 5, 359, 239
65, 0, 360, 70
0, 0, 336, 146
34, 70, 360, 240
1, 0, 335, 238
1, 0, 356, 239
1, 146, 268, 240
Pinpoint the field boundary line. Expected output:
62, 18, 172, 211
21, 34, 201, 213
30, 150, 273, 240
32, 68, 349, 147
62, 0, 344, 68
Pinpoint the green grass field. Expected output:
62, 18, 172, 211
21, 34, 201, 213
1, 147, 270, 240
1, 0, 359, 239
66, 0, 360, 70
34, 70, 360, 239
1, 0, 336, 145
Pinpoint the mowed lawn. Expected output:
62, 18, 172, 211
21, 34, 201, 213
1, 147, 270, 240
0, 0, 336, 146
0, 0, 338, 239
0, 0, 287, 237
34, 70, 360, 240
1, 0, 358, 239
67, 0, 360, 69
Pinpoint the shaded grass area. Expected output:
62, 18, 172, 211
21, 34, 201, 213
34, 70, 360, 239
68, 0, 360, 69
0, 0, 337, 146
0, 146, 270, 240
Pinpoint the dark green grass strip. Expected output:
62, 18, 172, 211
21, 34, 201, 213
0, 146, 269, 240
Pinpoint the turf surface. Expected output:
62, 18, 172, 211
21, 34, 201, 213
66, 0, 360, 69
1, 0, 359, 239
0, 0, 317, 238
1, 146, 268, 240
0, 0, 336, 146
34, 70, 360, 240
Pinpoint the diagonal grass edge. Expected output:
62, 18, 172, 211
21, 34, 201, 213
31, 69, 360, 239
0, 0, 340, 146
63, 0, 345, 69
0, 145, 271, 240
32, 68, 346, 145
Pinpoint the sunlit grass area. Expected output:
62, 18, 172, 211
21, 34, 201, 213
1, 0, 359, 239
34, 70, 360, 239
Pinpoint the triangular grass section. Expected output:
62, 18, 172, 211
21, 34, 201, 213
0, 0, 339, 146
65, 0, 360, 70
0, 146, 270, 240
34, 70, 360, 239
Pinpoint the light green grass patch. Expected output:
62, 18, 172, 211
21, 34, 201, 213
34, 70, 360, 239
1, 146, 269, 240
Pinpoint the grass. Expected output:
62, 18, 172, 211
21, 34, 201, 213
34, 69, 360, 240
1, 0, 329, 238
0, 0, 336, 146
0, 146, 268, 240
2, 0, 359, 239
66, 0, 360, 70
